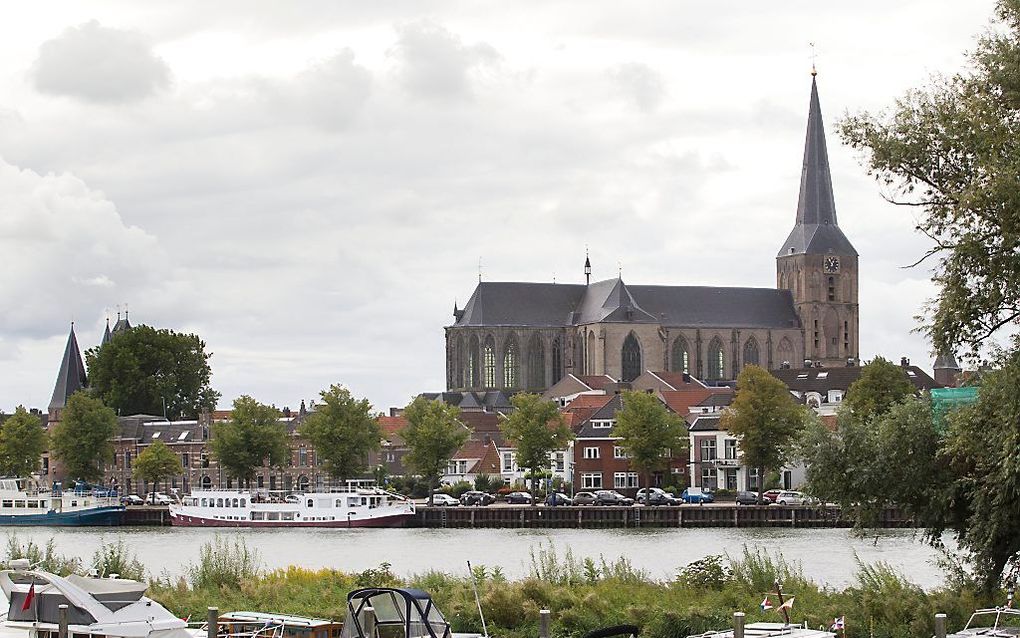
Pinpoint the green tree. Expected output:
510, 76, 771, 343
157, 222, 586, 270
613, 391, 688, 493
50, 392, 117, 483
85, 325, 220, 419
720, 366, 807, 503
842, 357, 916, 424
0, 406, 48, 477
299, 385, 380, 485
133, 440, 182, 498
211, 396, 288, 486
499, 393, 573, 501
839, 0, 1020, 356
401, 397, 469, 505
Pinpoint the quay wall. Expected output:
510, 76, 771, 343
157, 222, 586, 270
411, 505, 913, 529
122, 505, 913, 528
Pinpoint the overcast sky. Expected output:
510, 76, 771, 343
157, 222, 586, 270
0, 1, 1001, 413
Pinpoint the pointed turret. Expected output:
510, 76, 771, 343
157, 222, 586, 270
778, 74, 857, 257
48, 324, 87, 417
933, 349, 962, 387
101, 317, 112, 346
112, 308, 132, 335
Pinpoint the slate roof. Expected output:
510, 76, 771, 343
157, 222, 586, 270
101, 319, 112, 346
451, 279, 801, 330
112, 312, 132, 335
778, 76, 857, 258
689, 415, 722, 432
49, 325, 87, 412
934, 351, 961, 370
577, 375, 616, 390
419, 391, 513, 413
770, 365, 941, 393
575, 394, 624, 438
647, 371, 705, 390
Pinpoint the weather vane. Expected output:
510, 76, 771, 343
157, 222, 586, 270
478, 257, 483, 282
809, 42, 818, 76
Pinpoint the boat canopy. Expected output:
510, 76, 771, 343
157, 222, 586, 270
341, 588, 451, 638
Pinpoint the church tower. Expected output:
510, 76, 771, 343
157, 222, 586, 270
777, 72, 859, 367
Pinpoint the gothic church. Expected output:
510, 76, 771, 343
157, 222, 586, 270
445, 74, 858, 393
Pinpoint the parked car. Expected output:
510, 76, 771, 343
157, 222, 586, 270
145, 492, 173, 506
774, 491, 807, 506
120, 494, 144, 506
545, 492, 573, 506
460, 491, 496, 506
762, 489, 785, 503
504, 491, 534, 505
430, 493, 461, 506
680, 487, 715, 504
572, 491, 598, 505
636, 487, 679, 505
594, 490, 634, 506
735, 490, 772, 505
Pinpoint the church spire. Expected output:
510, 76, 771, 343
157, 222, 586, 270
778, 72, 857, 257
101, 316, 112, 346
584, 250, 591, 286
49, 323, 87, 416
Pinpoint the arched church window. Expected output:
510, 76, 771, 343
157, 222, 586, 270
708, 338, 725, 380
455, 336, 464, 388
777, 336, 794, 367
671, 337, 690, 374
551, 337, 563, 384
743, 338, 760, 368
621, 333, 642, 382
527, 334, 545, 389
468, 335, 480, 387
827, 276, 836, 302
503, 336, 520, 388
483, 336, 496, 388
587, 331, 596, 375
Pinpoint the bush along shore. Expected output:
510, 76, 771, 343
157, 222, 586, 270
0, 534, 1004, 638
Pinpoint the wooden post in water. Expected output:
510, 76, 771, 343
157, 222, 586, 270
733, 612, 745, 638
207, 607, 218, 638
539, 609, 551, 638
58, 604, 68, 638
934, 613, 947, 638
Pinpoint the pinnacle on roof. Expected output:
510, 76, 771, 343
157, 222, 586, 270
778, 73, 858, 257
49, 324, 87, 412
112, 309, 132, 334
101, 317, 112, 346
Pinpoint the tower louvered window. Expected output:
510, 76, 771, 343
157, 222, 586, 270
621, 333, 641, 382
483, 336, 496, 388
743, 338, 760, 368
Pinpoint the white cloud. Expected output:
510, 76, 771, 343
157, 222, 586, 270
30, 20, 170, 103
388, 20, 500, 99
0, 157, 163, 340
609, 62, 665, 112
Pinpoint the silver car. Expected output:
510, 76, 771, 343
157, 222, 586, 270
774, 490, 807, 505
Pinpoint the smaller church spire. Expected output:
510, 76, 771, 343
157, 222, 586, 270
584, 250, 591, 286
49, 323, 87, 415
101, 316, 112, 346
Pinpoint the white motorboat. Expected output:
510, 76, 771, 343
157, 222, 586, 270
0, 562, 199, 638
946, 593, 1020, 637
170, 487, 415, 528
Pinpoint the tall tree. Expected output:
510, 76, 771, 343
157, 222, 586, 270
210, 396, 289, 486
842, 357, 916, 423
613, 391, 688, 493
0, 406, 48, 477
401, 397, 469, 505
132, 440, 182, 498
299, 385, 380, 485
720, 366, 807, 503
839, 0, 1020, 356
499, 393, 573, 500
50, 392, 117, 483
85, 325, 220, 419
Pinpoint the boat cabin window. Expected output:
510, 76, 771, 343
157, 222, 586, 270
347, 497, 360, 507
251, 512, 264, 521
335, 499, 343, 508
217, 498, 224, 507
14, 500, 25, 508
2, 500, 12, 507
307, 499, 314, 508
201, 498, 208, 507
282, 512, 296, 521
233, 498, 240, 507
267, 512, 280, 521
240, 499, 247, 507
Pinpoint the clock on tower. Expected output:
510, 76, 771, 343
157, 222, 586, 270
824, 256, 840, 273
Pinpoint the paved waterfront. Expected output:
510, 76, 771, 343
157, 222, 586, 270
0, 526, 949, 588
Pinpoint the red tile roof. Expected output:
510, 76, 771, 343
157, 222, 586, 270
470, 442, 501, 474
566, 394, 613, 410
650, 371, 703, 390
661, 388, 732, 416
578, 375, 617, 390
454, 440, 491, 460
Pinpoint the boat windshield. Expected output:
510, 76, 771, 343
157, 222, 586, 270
341, 588, 451, 638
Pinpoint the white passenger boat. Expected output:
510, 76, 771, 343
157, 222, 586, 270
169, 488, 415, 528
0, 562, 199, 638
0, 478, 123, 527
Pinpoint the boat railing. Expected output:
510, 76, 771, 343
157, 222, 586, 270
193, 620, 287, 638
962, 607, 1020, 632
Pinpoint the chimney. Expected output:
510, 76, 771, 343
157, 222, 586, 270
282, 406, 291, 418
900, 357, 910, 367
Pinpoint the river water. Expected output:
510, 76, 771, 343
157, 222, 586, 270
0, 526, 951, 589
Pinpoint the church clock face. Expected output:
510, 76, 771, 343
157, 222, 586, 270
824, 256, 841, 273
